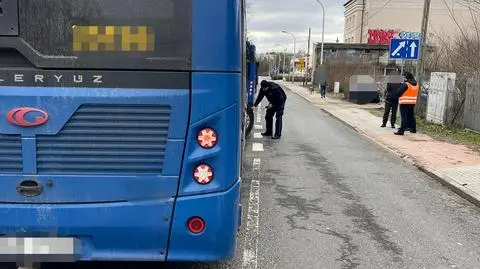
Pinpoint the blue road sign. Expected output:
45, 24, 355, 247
389, 39, 420, 60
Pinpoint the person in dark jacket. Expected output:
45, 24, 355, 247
389, 72, 419, 135
381, 85, 398, 128
320, 81, 327, 98
254, 80, 287, 139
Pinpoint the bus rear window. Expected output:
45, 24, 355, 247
11, 0, 192, 70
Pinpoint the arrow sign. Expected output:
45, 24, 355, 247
391, 41, 406, 57
410, 42, 417, 58
389, 38, 420, 60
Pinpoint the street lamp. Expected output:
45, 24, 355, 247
274, 44, 286, 79
314, 0, 325, 65
281, 31, 297, 58
281, 31, 297, 82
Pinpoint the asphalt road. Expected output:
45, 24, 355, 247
5, 83, 480, 269
243, 84, 480, 269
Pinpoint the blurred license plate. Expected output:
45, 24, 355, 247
0, 238, 80, 262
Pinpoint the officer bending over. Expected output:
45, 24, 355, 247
254, 80, 287, 139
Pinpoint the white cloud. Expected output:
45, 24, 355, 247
246, 0, 345, 53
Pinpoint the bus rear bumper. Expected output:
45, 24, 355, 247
0, 179, 241, 263
167, 178, 241, 262
0, 200, 175, 262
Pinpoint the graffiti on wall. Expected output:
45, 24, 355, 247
368, 29, 396, 44
368, 29, 420, 44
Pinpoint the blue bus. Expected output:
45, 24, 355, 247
244, 41, 259, 137
0, 0, 243, 264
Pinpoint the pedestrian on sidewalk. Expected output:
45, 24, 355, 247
393, 72, 418, 135
254, 80, 287, 139
382, 85, 399, 128
320, 81, 327, 98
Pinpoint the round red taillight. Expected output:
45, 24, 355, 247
187, 217, 205, 234
197, 128, 217, 149
193, 164, 214, 184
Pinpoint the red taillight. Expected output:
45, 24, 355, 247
197, 128, 217, 149
193, 164, 214, 184
187, 217, 206, 234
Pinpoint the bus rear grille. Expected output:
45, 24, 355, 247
36, 104, 171, 174
0, 135, 22, 174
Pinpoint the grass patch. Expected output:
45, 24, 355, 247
366, 108, 384, 118
327, 92, 345, 100
416, 117, 480, 148
366, 107, 480, 150
302, 85, 345, 99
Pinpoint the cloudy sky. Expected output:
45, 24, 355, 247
246, 0, 346, 53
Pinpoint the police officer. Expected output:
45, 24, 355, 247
254, 80, 287, 139
392, 71, 418, 135
381, 83, 399, 128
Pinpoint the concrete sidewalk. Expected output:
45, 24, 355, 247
278, 80, 480, 207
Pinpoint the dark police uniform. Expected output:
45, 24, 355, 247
254, 81, 287, 139
382, 85, 398, 128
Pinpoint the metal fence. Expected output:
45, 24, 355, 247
464, 78, 480, 132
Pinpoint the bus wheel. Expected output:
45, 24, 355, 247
192, 262, 224, 268
245, 106, 254, 137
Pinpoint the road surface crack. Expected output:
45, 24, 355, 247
294, 143, 404, 263
317, 228, 360, 269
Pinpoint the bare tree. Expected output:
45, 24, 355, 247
422, 0, 480, 125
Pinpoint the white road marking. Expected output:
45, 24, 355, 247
256, 111, 262, 123
253, 158, 261, 170
242, 118, 264, 269
242, 160, 261, 269
252, 143, 264, 152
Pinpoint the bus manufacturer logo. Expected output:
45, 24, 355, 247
6, 107, 49, 127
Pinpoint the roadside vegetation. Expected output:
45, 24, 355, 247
366, 108, 480, 151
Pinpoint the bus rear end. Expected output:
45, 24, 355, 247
0, 0, 242, 263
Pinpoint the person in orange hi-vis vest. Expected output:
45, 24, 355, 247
392, 71, 418, 135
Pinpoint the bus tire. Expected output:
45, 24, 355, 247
245, 105, 254, 137
191, 262, 223, 268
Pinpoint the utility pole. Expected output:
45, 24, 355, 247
269, 54, 273, 75
273, 53, 277, 73
305, 27, 311, 85
311, 42, 317, 84
277, 52, 281, 72
360, 0, 365, 43
415, 0, 431, 113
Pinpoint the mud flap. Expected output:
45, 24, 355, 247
238, 202, 242, 229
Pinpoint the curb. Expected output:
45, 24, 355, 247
417, 168, 480, 208
284, 84, 480, 208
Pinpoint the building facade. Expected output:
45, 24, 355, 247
343, 0, 476, 44
310, 43, 402, 83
